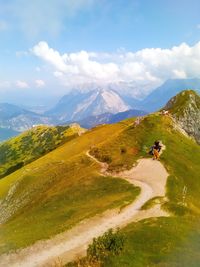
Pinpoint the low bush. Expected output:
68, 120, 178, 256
120, 147, 127, 154
87, 228, 125, 261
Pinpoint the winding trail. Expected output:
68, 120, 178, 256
0, 150, 169, 267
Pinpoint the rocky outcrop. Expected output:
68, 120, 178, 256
164, 90, 200, 144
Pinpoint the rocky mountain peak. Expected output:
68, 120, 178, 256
165, 90, 200, 144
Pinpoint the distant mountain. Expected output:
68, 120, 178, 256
3, 79, 200, 136
164, 90, 200, 144
0, 128, 20, 142
77, 109, 147, 128
0, 103, 53, 132
140, 78, 200, 112
46, 88, 130, 122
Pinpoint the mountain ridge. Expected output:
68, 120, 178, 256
0, 124, 85, 179
0, 103, 53, 133
77, 109, 147, 128
139, 78, 200, 111
164, 89, 200, 144
46, 88, 130, 122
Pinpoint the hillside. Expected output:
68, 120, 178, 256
68, 113, 200, 267
0, 124, 85, 179
0, 92, 200, 266
164, 90, 200, 144
0, 121, 140, 256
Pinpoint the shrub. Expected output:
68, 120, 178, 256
87, 228, 125, 262
102, 155, 112, 163
90, 147, 112, 163
120, 147, 127, 154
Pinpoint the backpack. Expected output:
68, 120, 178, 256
149, 146, 154, 155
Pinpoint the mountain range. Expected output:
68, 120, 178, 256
0, 103, 53, 134
77, 109, 147, 128
138, 78, 200, 111
1, 78, 200, 141
45, 88, 131, 122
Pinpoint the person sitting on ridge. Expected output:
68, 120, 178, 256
149, 140, 162, 160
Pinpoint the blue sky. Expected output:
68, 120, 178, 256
1, 0, 200, 105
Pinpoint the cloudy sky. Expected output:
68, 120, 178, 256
1, 0, 200, 105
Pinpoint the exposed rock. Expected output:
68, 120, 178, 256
164, 90, 200, 144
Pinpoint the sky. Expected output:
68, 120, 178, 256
1, 0, 200, 106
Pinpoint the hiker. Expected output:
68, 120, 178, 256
149, 141, 162, 160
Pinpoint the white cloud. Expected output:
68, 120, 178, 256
54, 71, 63, 77
35, 79, 45, 88
197, 24, 200, 29
16, 80, 29, 89
32, 41, 200, 92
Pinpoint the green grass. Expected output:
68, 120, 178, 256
67, 216, 200, 267
1, 173, 140, 254
1, 110, 200, 267
90, 114, 200, 214
0, 125, 83, 178
0, 122, 140, 254
141, 197, 165, 210
102, 216, 200, 267
67, 113, 200, 267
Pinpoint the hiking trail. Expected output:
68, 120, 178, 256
0, 147, 169, 267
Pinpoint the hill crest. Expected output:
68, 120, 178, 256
165, 90, 200, 144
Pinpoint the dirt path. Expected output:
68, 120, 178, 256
0, 150, 169, 267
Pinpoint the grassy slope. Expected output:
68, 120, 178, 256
0, 122, 140, 254
104, 216, 200, 267
84, 114, 200, 267
91, 114, 200, 213
1, 113, 200, 265
0, 125, 82, 178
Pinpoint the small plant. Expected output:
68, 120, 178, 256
87, 228, 125, 262
120, 147, 127, 154
102, 154, 112, 163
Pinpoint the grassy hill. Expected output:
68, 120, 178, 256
1, 90, 200, 266
0, 121, 140, 254
68, 113, 200, 267
65, 89, 200, 267
0, 124, 84, 179
90, 113, 200, 214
